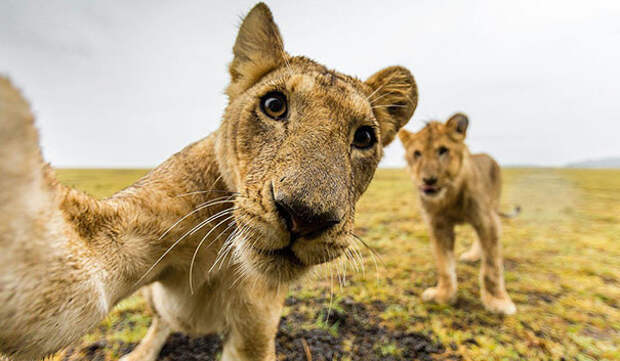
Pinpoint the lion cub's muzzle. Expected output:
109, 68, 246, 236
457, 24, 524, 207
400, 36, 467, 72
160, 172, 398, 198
233, 166, 351, 280
271, 174, 346, 237
268, 180, 347, 266
273, 191, 342, 241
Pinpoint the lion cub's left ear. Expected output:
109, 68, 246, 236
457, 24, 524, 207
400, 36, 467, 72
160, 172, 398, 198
365, 66, 418, 146
446, 113, 469, 140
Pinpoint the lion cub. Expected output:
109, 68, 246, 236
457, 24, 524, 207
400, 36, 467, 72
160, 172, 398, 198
0, 3, 417, 361
399, 113, 517, 315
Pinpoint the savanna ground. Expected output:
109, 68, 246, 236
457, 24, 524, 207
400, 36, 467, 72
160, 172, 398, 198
52, 168, 619, 361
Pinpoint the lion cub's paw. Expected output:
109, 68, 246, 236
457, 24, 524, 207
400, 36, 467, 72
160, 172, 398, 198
421, 287, 457, 304
459, 249, 481, 263
482, 294, 516, 315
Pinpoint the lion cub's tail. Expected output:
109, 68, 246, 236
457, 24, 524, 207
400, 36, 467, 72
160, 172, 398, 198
498, 206, 521, 219
0, 77, 54, 219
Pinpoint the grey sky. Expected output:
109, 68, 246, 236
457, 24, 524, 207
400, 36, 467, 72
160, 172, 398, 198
1, 0, 619, 167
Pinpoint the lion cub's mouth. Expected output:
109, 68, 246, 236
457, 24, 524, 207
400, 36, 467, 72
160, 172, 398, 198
251, 245, 304, 266
420, 185, 442, 196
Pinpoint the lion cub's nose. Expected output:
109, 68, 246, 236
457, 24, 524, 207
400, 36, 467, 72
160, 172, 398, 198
274, 195, 341, 238
423, 176, 438, 186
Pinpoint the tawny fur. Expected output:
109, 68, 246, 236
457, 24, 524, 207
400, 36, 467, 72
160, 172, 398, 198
399, 113, 516, 315
0, 3, 418, 360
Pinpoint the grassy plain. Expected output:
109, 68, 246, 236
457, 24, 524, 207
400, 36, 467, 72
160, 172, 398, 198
53, 168, 619, 361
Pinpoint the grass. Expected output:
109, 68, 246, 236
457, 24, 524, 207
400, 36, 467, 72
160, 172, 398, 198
53, 168, 619, 361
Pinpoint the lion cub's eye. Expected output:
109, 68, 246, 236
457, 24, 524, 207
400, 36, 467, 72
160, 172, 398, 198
260, 91, 288, 120
438, 146, 449, 156
414, 150, 422, 159
352, 126, 377, 149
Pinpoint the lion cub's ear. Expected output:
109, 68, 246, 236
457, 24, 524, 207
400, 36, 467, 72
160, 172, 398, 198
446, 113, 469, 140
398, 129, 414, 146
365, 66, 418, 146
226, 3, 287, 99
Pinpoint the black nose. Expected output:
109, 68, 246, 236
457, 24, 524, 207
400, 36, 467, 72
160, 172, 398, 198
423, 176, 438, 186
274, 196, 341, 238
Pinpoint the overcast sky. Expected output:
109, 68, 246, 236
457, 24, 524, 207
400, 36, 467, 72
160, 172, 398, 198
1, 0, 619, 167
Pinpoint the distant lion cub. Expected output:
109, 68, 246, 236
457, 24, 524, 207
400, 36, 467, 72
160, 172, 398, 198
399, 113, 517, 315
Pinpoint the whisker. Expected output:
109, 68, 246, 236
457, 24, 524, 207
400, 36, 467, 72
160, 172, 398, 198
189, 216, 236, 294
229, 265, 247, 290
371, 104, 409, 109
188, 206, 236, 236
158, 196, 236, 241
334, 249, 344, 290
351, 233, 382, 284
134, 207, 235, 286
216, 232, 242, 272
210, 223, 248, 274
343, 256, 350, 285
209, 174, 224, 191
351, 233, 385, 266
176, 190, 238, 198
229, 262, 248, 289
347, 250, 360, 283
341, 254, 348, 287
350, 243, 366, 276
337, 257, 345, 289
368, 91, 391, 105
366, 80, 389, 103
344, 248, 358, 273
326, 261, 334, 324
228, 226, 259, 290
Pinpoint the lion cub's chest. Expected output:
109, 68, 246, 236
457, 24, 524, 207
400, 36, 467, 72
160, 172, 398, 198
422, 189, 471, 224
149, 273, 235, 335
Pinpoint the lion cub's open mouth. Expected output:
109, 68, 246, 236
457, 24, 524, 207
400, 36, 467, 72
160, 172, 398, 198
420, 185, 442, 196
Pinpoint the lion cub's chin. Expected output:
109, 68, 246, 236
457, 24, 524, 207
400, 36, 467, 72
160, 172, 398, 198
234, 228, 348, 285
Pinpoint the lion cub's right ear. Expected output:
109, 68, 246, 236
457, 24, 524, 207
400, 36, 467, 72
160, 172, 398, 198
226, 3, 287, 99
446, 113, 469, 141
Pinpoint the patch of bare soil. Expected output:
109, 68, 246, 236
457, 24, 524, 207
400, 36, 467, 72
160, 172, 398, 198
276, 297, 451, 361
69, 297, 457, 361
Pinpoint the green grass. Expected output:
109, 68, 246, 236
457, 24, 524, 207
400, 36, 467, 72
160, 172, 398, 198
54, 168, 620, 360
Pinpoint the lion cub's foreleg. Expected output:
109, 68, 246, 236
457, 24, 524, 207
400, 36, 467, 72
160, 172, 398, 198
459, 238, 482, 263
119, 314, 170, 361
222, 326, 278, 361
422, 221, 458, 304
119, 288, 171, 361
221, 297, 283, 361
473, 213, 516, 315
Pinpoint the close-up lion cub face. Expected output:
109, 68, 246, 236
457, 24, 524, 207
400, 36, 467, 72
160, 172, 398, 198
399, 113, 469, 203
215, 4, 417, 283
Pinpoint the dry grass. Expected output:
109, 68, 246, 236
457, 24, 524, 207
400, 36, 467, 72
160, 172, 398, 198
53, 168, 619, 361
